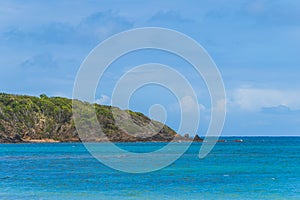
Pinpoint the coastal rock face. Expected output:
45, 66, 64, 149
0, 93, 177, 143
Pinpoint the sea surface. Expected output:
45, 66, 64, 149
0, 137, 299, 200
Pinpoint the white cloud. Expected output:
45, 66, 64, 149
169, 96, 205, 113
180, 96, 198, 112
3, 10, 133, 46
230, 88, 300, 111
212, 98, 226, 112
95, 94, 110, 105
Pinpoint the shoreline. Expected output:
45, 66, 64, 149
1, 136, 299, 144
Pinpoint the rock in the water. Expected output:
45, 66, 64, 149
193, 135, 203, 142
234, 139, 243, 143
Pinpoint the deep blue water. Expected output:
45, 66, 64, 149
0, 137, 299, 199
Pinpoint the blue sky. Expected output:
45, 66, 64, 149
1, 0, 300, 136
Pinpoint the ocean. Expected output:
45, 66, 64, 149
0, 137, 299, 199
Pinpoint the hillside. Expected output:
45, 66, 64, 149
0, 93, 183, 143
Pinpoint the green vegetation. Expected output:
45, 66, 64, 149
0, 93, 177, 143
0, 123, 5, 132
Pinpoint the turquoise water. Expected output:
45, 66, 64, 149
0, 137, 299, 199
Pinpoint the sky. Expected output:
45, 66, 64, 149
1, 0, 300, 136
